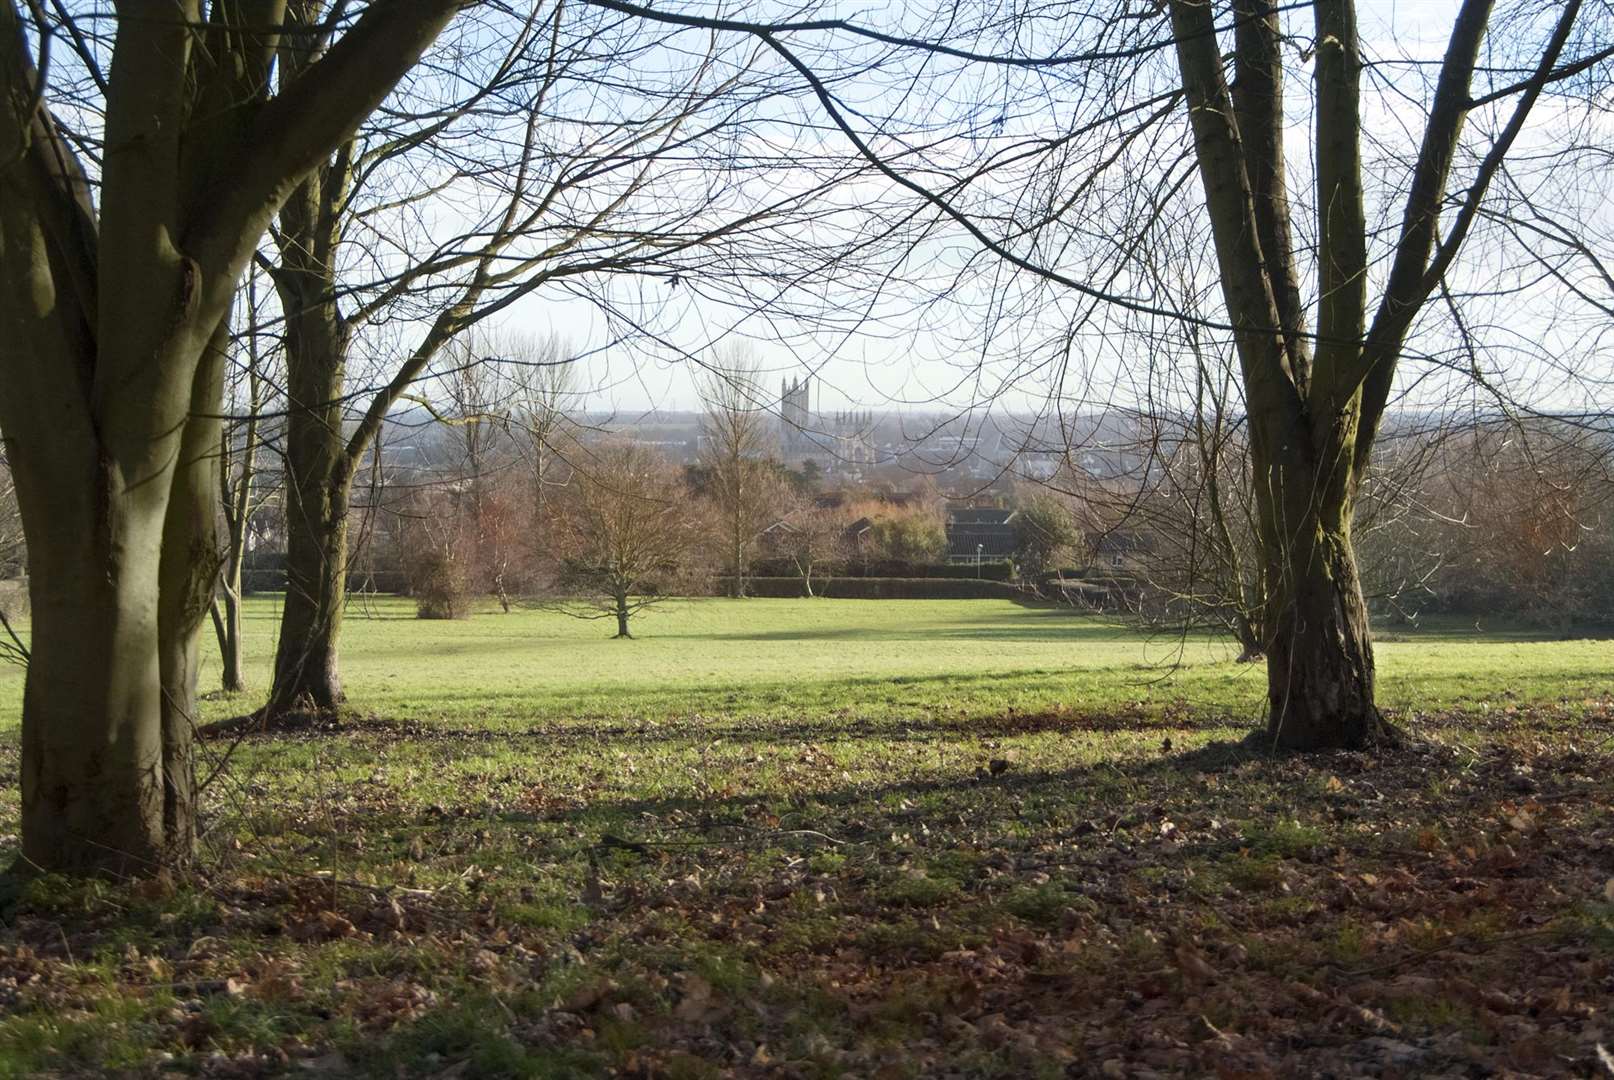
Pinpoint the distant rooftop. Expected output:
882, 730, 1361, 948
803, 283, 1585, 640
948, 507, 1015, 526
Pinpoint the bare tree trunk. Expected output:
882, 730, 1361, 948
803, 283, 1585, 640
1260, 458, 1389, 747
21, 546, 169, 875
156, 328, 228, 850
270, 465, 350, 713
614, 591, 633, 639
211, 594, 246, 693
214, 272, 264, 694
267, 286, 352, 715
1232, 611, 1264, 664
15, 331, 224, 875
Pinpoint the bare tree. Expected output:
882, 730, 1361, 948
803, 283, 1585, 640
211, 268, 278, 693
552, 442, 698, 638
0, 0, 464, 873
1387, 419, 1614, 629
766, 496, 851, 597
698, 353, 779, 597
1157, 0, 1600, 746
261, 4, 861, 717
607, 0, 1612, 750
500, 333, 580, 544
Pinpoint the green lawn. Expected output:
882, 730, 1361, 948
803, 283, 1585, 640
2, 595, 1605, 732
0, 597, 1610, 1077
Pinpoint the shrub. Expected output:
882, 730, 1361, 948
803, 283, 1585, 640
869, 515, 947, 563
409, 547, 471, 620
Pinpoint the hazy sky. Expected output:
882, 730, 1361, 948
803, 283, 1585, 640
468, 0, 1610, 423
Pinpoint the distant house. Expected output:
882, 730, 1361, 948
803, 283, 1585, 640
1088, 530, 1152, 572
946, 507, 1018, 565
844, 515, 876, 553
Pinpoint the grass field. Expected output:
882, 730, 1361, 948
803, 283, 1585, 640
0, 597, 1610, 1077
1, 595, 1605, 733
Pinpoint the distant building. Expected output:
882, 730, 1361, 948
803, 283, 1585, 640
779, 375, 877, 471
1088, 530, 1152, 572
781, 376, 811, 442
946, 506, 1018, 564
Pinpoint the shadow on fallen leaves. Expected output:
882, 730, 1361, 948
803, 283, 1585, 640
0, 710, 1612, 1078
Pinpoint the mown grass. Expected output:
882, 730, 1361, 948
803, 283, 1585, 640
1, 595, 1605, 732
0, 597, 1609, 1077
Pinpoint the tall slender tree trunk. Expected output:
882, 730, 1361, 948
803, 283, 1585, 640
268, 405, 352, 713
213, 273, 263, 695
212, 592, 246, 693
270, 486, 349, 712
267, 275, 353, 716
156, 328, 228, 850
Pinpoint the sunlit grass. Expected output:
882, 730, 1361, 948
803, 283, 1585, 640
0, 595, 1607, 732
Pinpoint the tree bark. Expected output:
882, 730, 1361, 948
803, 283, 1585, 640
211, 594, 246, 693
1170, 0, 1387, 749
156, 325, 228, 853
266, 166, 353, 716
0, 0, 461, 875
614, 593, 633, 638
1259, 459, 1390, 747
731, 521, 746, 598
267, 388, 351, 714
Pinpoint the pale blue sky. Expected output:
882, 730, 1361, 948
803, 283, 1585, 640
462, 0, 1612, 423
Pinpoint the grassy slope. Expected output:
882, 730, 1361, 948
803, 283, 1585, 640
1, 596, 1605, 732
0, 598, 1609, 1077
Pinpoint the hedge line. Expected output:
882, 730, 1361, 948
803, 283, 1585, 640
743, 576, 1025, 599
749, 558, 1016, 582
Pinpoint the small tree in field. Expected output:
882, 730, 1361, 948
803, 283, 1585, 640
401, 494, 475, 621
553, 444, 697, 638
698, 355, 777, 597
767, 499, 850, 597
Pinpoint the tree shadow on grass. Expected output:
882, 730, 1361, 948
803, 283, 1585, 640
6, 718, 1612, 1079
210, 698, 1256, 756
446, 730, 1418, 844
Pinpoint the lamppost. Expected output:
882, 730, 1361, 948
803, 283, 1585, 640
976, 543, 983, 578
